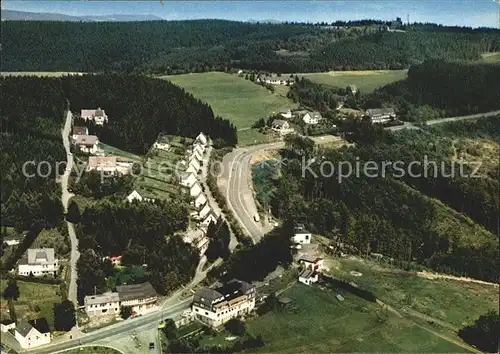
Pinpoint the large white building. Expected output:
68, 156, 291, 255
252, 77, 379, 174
81, 108, 108, 125
14, 318, 51, 349
364, 108, 396, 124
116, 282, 158, 316
84, 292, 120, 318
18, 248, 58, 277
192, 279, 256, 328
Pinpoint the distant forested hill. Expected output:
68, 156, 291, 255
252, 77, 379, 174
2, 20, 499, 73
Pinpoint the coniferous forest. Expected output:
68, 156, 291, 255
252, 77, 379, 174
3, 20, 499, 73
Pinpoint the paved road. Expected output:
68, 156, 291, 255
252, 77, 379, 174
33, 300, 190, 354
60, 109, 79, 308
221, 135, 341, 243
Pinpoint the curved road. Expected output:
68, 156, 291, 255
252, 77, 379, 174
221, 135, 342, 244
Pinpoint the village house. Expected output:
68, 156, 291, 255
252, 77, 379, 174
153, 135, 170, 151
103, 255, 123, 266
190, 149, 203, 162
74, 135, 99, 154
188, 157, 201, 174
3, 231, 27, 246
116, 282, 158, 316
1, 319, 16, 332
196, 132, 208, 146
125, 190, 155, 203
192, 279, 256, 328
71, 126, 89, 141
190, 182, 203, 198
292, 224, 312, 245
364, 108, 396, 124
193, 192, 208, 209
14, 318, 51, 349
302, 112, 323, 125
271, 119, 294, 135
179, 172, 197, 188
18, 248, 58, 277
201, 210, 219, 227
197, 203, 212, 220
279, 108, 292, 119
298, 267, 319, 286
84, 292, 120, 318
347, 84, 358, 96
193, 142, 205, 155
80, 108, 108, 125
298, 255, 324, 272
86, 156, 117, 174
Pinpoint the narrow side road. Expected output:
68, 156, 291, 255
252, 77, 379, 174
60, 109, 79, 308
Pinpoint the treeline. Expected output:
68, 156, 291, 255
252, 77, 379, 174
0, 76, 66, 231
3, 19, 499, 73
61, 74, 237, 152
75, 200, 198, 303
369, 60, 500, 119
271, 127, 498, 282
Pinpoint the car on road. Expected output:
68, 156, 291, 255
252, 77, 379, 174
254, 214, 260, 222
149, 342, 155, 351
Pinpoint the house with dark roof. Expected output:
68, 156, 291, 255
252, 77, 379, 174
153, 134, 170, 151
14, 318, 51, 349
72, 126, 89, 141
18, 248, 58, 277
116, 282, 158, 315
364, 108, 396, 124
271, 119, 294, 135
192, 279, 256, 327
74, 134, 99, 154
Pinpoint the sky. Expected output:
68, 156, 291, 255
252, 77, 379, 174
3, 0, 500, 28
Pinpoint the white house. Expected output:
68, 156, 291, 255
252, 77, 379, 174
193, 192, 207, 209
190, 182, 203, 198
298, 268, 319, 286
153, 135, 170, 151
15, 318, 51, 349
180, 172, 197, 188
87, 156, 117, 174
197, 203, 212, 220
81, 108, 108, 125
201, 211, 218, 226
192, 279, 256, 328
1, 319, 15, 332
84, 292, 120, 318
116, 282, 158, 316
196, 132, 208, 146
74, 135, 99, 154
186, 164, 199, 175
72, 126, 89, 141
190, 149, 203, 163
193, 143, 205, 155
298, 255, 324, 272
188, 158, 201, 173
271, 119, 294, 135
279, 108, 292, 119
302, 112, 323, 125
292, 224, 311, 245
126, 190, 143, 203
18, 248, 58, 277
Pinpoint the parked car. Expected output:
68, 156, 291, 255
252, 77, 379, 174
149, 342, 155, 351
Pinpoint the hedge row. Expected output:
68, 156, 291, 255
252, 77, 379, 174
321, 274, 377, 302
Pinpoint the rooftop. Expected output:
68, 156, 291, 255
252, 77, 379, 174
74, 134, 98, 146
365, 108, 395, 116
272, 119, 288, 127
116, 282, 157, 302
299, 267, 315, 279
194, 279, 254, 306
84, 292, 119, 306
299, 255, 323, 264
72, 126, 88, 135
18, 248, 55, 265
88, 156, 117, 168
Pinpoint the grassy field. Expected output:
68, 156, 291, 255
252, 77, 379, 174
324, 257, 499, 329
298, 70, 408, 93
0, 279, 62, 329
162, 72, 297, 129
480, 52, 500, 63
243, 284, 468, 353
